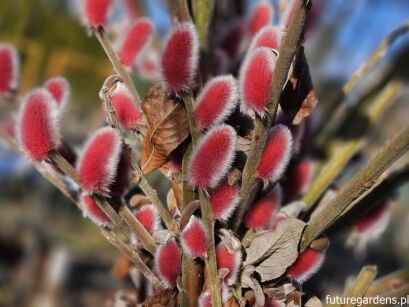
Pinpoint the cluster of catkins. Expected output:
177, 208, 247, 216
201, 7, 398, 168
0, 0, 393, 305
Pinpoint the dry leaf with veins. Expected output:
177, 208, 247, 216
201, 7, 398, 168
141, 84, 190, 173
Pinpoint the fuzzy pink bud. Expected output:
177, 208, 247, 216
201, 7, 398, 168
193, 75, 238, 130
17, 89, 60, 161
198, 292, 211, 307
209, 181, 240, 221
239, 47, 276, 117
188, 125, 237, 191
155, 238, 182, 288
119, 18, 154, 66
216, 243, 242, 285
44, 77, 69, 110
77, 127, 122, 195
181, 216, 208, 258
79, 193, 112, 228
283, 158, 313, 199
256, 124, 293, 184
160, 22, 199, 94
111, 84, 142, 131
356, 200, 392, 238
244, 185, 282, 229
248, 1, 274, 35
0, 44, 19, 97
85, 0, 112, 29
135, 205, 160, 234
249, 26, 281, 52
287, 248, 325, 283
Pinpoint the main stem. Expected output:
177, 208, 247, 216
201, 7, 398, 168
232, 0, 309, 231
184, 94, 222, 307
301, 125, 409, 250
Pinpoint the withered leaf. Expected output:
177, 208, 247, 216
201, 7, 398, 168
141, 84, 190, 173
280, 201, 306, 218
166, 185, 182, 219
237, 135, 252, 155
129, 194, 151, 208
245, 218, 305, 266
305, 296, 323, 307
279, 46, 317, 125
218, 229, 242, 253
255, 219, 305, 282
240, 266, 265, 307
264, 283, 296, 301
227, 168, 242, 186
222, 296, 240, 307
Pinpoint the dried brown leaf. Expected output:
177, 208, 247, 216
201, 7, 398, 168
279, 46, 317, 125
240, 266, 265, 307
245, 218, 305, 266
237, 135, 252, 155
305, 296, 323, 307
218, 229, 242, 253
142, 289, 178, 306
227, 168, 242, 185
223, 296, 240, 307
280, 201, 306, 218
166, 185, 182, 218
141, 84, 190, 173
264, 284, 297, 301
129, 194, 151, 208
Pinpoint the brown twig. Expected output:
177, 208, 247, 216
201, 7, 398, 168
316, 22, 409, 136
183, 92, 222, 306
302, 82, 402, 209
301, 125, 409, 250
166, 0, 192, 22
232, 0, 310, 231
94, 28, 142, 108
341, 266, 377, 307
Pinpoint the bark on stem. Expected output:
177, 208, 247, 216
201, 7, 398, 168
183, 93, 222, 307
302, 82, 402, 209
94, 28, 142, 108
341, 266, 377, 307
301, 125, 409, 250
232, 0, 309, 231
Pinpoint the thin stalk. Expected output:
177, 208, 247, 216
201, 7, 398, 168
302, 82, 402, 209
181, 144, 203, 307
167, 0, 192, 22
316, 22, 409, 136
101, 229, 163, 290
232, 0, 309, 231
341, 266, 377, 307
301, 125, 409, 250
94, 28, 142, 108
192, 0, 214, 52
183, 93, 222, 306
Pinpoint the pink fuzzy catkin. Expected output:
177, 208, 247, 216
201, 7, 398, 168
155, 238, 182, 288
110, 84, 142, 131
209, 181, 240, 221
0, 44, 19, 97
44, 77, 69, 110
193, 75, 238, 130
17, 89, 60, 161
77, 127, 122, 195
188, 124, 237, 191
216, 243, 242, 285
85, 0, 112, 29
248, 26, 281, 52
283, 158, 313, 199
160, 22, 199, 94
244, 185, 282, 229
180, 216, 208, 258
256, 124, 293, 184
239, 47, 276, 117
248, 1, 274, 35
79, 193, 112, 228
119, 18, 154, 67
287, 248, 325, 283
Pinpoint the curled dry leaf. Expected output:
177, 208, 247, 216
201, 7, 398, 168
279, 46, 317, 125
237, 135, 252, 155
264, 283, 297, 301
223, 296, 240, 307
240, 265, 265, 307
305, 296, 323, 307
227, 168, 242, 186
141, 84, 190, 173
129, 194, 151, 208
218, 229, 242, 253
167, 185, 182, 218
245, 218, 305, 265
280, 201, 306, 218
286, 291, 303, 307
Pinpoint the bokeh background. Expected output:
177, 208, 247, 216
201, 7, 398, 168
0, 0, 408, 306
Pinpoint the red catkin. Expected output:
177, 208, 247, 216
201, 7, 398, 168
180, 216, 208, 258
287, 247, 325, 283
44, 77, 69, 110
216, 243, 242, 285
248, 1, 274, 35
110, 83, 142, 131
209, 180, 240, 221
155, 238, 182, 288
79, 193, 112, 228
85, 0, 112, 29
0, 44, 19, 97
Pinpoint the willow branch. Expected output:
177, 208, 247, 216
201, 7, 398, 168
183, 93, 222, 307
232, 0, 310, 231
341, 266, 377, 307
316, 22, 409, 135
192, 0, 214, 51
302, 82, 402, 209
94, 28, 142, 108
167, 0, 192, 22
366, 269, 409, 297
301, 124, 409, 250
101, 229, 163, 289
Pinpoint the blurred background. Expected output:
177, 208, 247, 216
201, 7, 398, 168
0, 0, 408, 306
